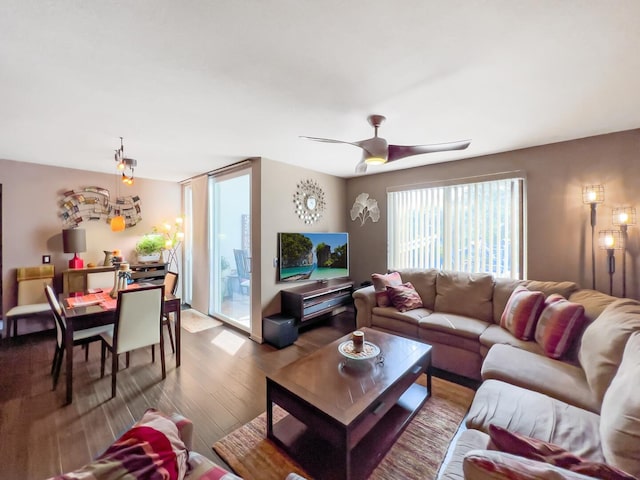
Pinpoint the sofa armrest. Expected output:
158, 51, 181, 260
353, 285, 377, 329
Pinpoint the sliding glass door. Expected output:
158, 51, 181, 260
208, 168, 251, 331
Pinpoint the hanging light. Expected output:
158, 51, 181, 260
111, 215, 126, 232
114, 137, 137, 187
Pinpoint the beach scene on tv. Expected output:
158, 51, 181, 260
279, 232, 349, 282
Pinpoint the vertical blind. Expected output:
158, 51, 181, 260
388, 177, 524, 279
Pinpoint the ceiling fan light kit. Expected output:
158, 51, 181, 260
302, 114, 471, 174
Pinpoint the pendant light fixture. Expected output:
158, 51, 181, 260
110, 137, 137, 231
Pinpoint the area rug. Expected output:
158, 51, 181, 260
213, 376, 474, 480
180, 309, 223, 333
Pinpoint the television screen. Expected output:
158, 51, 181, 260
279, 232, 349, 283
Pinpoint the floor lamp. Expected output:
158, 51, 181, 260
583, 185, 604, 290
598, 230, 623, 296
612, 207, 636, 297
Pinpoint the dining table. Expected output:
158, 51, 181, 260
61, 285, 181, 404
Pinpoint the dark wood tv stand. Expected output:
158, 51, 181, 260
281, 279, 354, 325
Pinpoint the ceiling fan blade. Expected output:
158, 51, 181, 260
299, 136, 362, 149
387, 139, 471, 163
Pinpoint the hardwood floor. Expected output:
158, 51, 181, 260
0, 312, 356, 479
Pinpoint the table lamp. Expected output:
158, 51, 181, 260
63, 228, 87, 269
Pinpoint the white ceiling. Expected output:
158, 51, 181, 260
2, 1, 640, 182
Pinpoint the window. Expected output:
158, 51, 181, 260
388, 175, 524, 279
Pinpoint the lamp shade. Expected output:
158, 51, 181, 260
111, 216, 126, 232
62, 228, 86, 254
598, 229, 624, 250
582, 184, 604, 204
612, 207, 637, 227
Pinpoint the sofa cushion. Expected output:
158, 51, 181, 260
438, 429, 490, 480
524, 280, 580, 299
463, 450, 598, 480
397, 268, 438, 309
386, 282, 424, 312
371, 307, 427, 338
481, 344, 598, 412
371, 271, 403, 307
500, 286, 545, 340
535, 294, 586, 359
578, 298, 640, 405
466, 380, 604, 461
479, 325, 546, 358
488, 424, 636, 479
435, 271, 494, 322
420, 312, 490, 340
600, 331, 640, 478
568, 289, 618, 324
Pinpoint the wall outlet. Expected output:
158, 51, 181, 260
42, 254, 51, 264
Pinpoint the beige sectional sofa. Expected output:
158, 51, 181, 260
353, 269, 640, 479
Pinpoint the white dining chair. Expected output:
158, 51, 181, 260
45, 284, 113, 390
87, 271, 116, 291
6, 266, 55, 337
100, 284, 165, 398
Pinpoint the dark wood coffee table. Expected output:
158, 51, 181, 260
266, 327, 432, 480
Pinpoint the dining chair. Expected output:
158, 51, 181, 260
233, 249, 251, 295
162, 271, 179, 353
6, 266, 55, 337
100, 284, 165, 398
45, 284, 113, 390
87, 270, 116, 291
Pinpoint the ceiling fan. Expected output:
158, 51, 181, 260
301, 114, 471, 174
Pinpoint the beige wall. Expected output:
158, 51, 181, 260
259, 158, 348, 334
346, 129, 640, 300
1, 159, 181, 316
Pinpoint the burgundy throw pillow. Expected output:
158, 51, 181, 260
371, 271, 403, 307
386, 282, 424, 312
534, 294, 585, 359
500, 286, 545, 340
488, 424, 635, 480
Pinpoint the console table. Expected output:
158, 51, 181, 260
62, 263, 167, 293
281, 278, 354, 325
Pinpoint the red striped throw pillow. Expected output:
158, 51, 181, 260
535, 294, 585, 359
500, 286, 545, 340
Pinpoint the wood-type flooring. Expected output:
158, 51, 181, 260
0, 312, 355, 479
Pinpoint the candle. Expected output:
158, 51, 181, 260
352, 330, 365, 353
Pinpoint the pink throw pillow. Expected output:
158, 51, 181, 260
488, 424, 635, 480
534, 294, 585, 359
371, 271, 403, 307
500, 286, 545, 340
386, 282, 424, 312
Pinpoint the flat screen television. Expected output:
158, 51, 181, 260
278, 232, 349, 283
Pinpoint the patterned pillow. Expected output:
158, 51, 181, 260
371, 271, 403, 307
48, 408, 189, 480
488, 424, 636, 479
386, 282, 424, 312
464, 450, 608, 480
535, 294, 585, 359
500, 286, 545, 340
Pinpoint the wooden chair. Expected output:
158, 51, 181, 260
6, 266, 55, 337
162, 271, 179, 353
45, 285, 113, 390
100, 285, 165, 398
